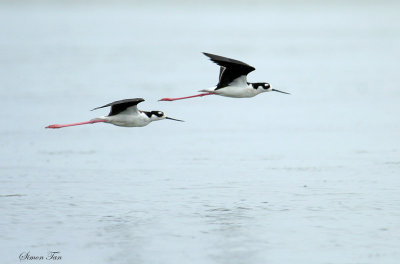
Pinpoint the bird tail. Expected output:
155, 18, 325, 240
90, 117, 107, 122
198, 87, 216, 93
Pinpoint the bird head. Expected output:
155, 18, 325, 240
253, 82, 290, 95
150, 111, 184, 122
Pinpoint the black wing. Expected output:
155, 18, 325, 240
203, 52, 256, 89
91, 98, 145, 116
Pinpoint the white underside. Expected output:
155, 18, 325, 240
200, 76, 264, 98
200, 85, 262, 98
92, 112, 152, 127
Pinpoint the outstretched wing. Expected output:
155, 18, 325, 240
91, 98, 145, 116
203, 52, 256, 89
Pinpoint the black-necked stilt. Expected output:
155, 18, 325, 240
46, 98, 183, 129
159, 52, 290, 101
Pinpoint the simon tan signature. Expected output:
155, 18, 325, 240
19, 251, 62, 261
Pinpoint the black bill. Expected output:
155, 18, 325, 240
272, 89, 290, 95
166, 117, 184, 122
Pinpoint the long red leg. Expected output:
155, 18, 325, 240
45, 120, 106, 129
159, 92, 215, 101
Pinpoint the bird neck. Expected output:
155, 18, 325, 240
249, 83, 267, 94
141, 111, 163, 122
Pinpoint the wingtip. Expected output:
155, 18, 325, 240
135, 98, 146, 104
202, 52, 213, 58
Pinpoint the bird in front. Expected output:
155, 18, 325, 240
159, 52, 290, 101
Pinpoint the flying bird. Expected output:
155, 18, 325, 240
159, 52, 290, 101
46, 98, 183, 129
